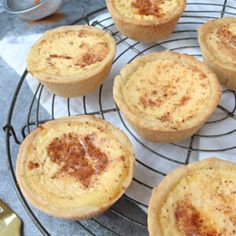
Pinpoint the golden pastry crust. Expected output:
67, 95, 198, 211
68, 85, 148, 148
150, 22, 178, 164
113, 51, 221, 143
148, 158, 236, 236
198, 18, 236, 90
27, 25, 116, 97
16, 115, 135, 220
106, 0, 186, 43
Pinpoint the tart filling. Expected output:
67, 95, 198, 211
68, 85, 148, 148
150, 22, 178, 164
148, 158, 236, 236
160, 165, 236, 235
120, 54, 217, 130
17, 116, 134, 216
206, 22, 236, 68
27, 28, 112, 76
113, 0, 179, 20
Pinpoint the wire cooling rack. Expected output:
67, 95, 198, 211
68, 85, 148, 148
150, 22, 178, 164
4, 1, 236, 235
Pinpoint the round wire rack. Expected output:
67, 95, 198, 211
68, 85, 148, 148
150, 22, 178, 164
4, 1, 236, 235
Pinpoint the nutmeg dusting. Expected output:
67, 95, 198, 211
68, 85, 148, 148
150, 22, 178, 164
47, 133, 109, 188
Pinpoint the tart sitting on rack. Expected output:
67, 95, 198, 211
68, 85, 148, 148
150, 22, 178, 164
198, 17, 236, 91
27, 25, 116, 98
106, 0, 186, 43
16, 115, 135, 220
148, 158, 236, 236
113, 51, 221, 143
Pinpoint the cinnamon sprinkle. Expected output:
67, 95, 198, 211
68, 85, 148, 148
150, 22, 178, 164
84, 136, 108, 175
180, 96, 190, 106
28, 161, 40, 170
49, 54, 73, 60
131, 0, 163, 17
216, 25, 236, 54
47, 133, 108, 188
160, 112, 171, 122
175, 199, 218, 236
74, 53, 99, 67
140, 96, 162, 108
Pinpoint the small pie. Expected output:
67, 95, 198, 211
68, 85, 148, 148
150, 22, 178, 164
148, 157, 236, 236
198, 17, 236, 90
16, 115, 135, 220
106, 0, 186, 43
113, 51, 221, 143
27, 25, 116, 97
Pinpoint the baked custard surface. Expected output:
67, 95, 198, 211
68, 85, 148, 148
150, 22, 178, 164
113, 51, 221, 142
106, 0, 186, 43
113, 0, 179, 21
16, 116, 134, 219
198, 18, 236, 90
27, 26, 114, 77
148, 158, 236, 236
26, 26, 116, 97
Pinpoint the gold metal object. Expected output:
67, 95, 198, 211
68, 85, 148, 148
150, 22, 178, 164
0, 199, 21, 236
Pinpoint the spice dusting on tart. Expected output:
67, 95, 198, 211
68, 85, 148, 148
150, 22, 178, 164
31, 29, 109, 75
47, 132, 108, 188
78, 30, 95, 37
122, 59, 211, 129
113, 0, 179, 20
84, 136, 109, 174
44, 32, 109, 70
140, 96, 163, 108
48, 54, 73, 60
204, 21, 236, 66
159, 167, 236, 235
179, 96, 190, 106
175, 199, 218, 236
28, 161, 40, 170
17, 116, 134, 220
73, 51, 105, 68
131, 0, 163, 17
216, 24, 236, 56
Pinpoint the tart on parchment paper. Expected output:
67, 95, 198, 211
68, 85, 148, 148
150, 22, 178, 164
16, 115, 135, 220
27, 25, 116, 98
148, 158, 236, 236
113, 51, 221, 143
106, 0, 186, 43
198, 17, 236, 91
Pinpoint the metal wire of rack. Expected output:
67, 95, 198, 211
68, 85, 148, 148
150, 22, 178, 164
4, 1, 236, 235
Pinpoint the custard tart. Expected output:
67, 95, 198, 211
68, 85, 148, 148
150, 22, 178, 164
16, 115, 135, 220
113, 51, 221, 143
148, 158, 236, 236
106, 0, 186, 43
27, 25, 116, 97
198, 18, 236, 90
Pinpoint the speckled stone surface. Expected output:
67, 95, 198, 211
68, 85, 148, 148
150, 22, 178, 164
0, 1, 147, 235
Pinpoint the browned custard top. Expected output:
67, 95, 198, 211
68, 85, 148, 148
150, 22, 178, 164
121, 58, 213, 130
131, 0, 163, 17
47, 133, 108, 188
23, 117, 132, 209
206, 22, 236, 67
175, 199, 218, 236
27, 28, 112, 76
113, 0, 179, 20
160, 169, 236, 235
28, 161, 40, 170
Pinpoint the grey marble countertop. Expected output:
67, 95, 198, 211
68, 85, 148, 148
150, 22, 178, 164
0, 0, 147, 235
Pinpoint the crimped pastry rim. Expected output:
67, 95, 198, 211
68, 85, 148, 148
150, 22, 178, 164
26, 25, 116, 84
16, 115, 135, 220
198, 17, 236, 73
106, 0, 186, 26
113, 51, 221, 132
147, 157, 236, 236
